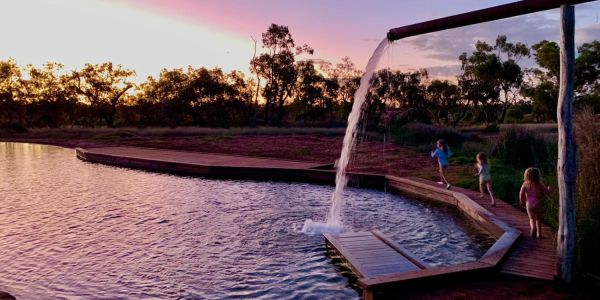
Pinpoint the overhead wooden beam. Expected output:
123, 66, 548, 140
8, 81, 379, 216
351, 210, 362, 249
387, 0, 593, 41
557, 3, 577, 284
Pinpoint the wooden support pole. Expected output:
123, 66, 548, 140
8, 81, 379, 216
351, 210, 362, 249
557, 3, 577, 284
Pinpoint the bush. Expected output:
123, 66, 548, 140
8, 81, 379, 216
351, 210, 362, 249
504, 107, 524, 123
574, 109, 600, 276
391, 122, 479, 149
491, 127, 556, 173
0, 123, 28, 133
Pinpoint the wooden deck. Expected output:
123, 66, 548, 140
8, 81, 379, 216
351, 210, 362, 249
325, 230, 428, 278
409, 177, 558, 281
78, 146, 332, 169
75, 146, 559, 297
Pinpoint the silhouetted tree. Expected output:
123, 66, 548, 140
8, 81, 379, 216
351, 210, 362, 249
327, 57, 361, 118
458, 35, 529, 124
292, 60, 338, 123
19, 63, 79, 127
426, 80, 460, 126
0, 59, 24, 125
575, 41, 600, 112
250, 24, 313, 125
524, 40, 600, 120
71, 62, 135, 127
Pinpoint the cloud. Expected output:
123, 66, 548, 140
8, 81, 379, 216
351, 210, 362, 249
576, 23, 600, 44
400, 13, 559, 62
360, 37, 384, 43
425, 64, 462, 78
397, 10, 600, 79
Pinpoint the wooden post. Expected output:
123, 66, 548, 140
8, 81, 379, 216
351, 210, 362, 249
557, 3, 576, 283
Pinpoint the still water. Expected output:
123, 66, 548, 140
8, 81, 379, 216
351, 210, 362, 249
0, 143, 494, 299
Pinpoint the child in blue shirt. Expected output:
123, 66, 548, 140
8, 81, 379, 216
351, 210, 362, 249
431, 139, 452, 189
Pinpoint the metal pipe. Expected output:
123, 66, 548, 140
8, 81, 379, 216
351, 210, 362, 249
387, 0, 595, 41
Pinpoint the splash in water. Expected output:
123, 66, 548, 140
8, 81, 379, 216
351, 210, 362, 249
302, 38, 390, 235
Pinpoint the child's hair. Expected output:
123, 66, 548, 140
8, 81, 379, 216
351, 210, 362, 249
437, 139, 448, 154
476, 152, 488, 164
524, 167, 545, 194
524, 167, 542, 183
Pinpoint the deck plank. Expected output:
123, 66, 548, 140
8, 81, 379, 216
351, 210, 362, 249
408, 177, 558, 280
325, 231, 424, 279
78, 146, 331, 169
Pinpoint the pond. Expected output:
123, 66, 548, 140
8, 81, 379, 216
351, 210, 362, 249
0, 142, 494, 299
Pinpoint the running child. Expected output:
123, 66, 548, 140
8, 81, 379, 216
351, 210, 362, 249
519, 167, 551, 238
475, 152, 496, 207
431, 139, 452, 189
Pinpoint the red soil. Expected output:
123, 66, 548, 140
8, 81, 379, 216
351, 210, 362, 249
1, 133, 465, 181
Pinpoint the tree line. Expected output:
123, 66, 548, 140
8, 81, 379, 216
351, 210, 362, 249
1, 23, 598, 129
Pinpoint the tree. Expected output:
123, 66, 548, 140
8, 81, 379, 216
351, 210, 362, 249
363, 69, 429, 128
71, 62, 135, 127
293, 60, 338, 123
325, 57, 361, 119
250, 24, 313, 125
525, 40, 600, 118
0, 59, 23, 125
523, 41, 560, 121
186, 67, 253, 127
19, 63, 78, 127
139, 68, 191, 126
426, 80, 460, 126
136, 66, 254, 127
458, 35, 529, 124
574, 41, 600, 112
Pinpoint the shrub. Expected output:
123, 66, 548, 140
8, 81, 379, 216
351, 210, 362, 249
391, 122, 479, 148
0, 123, 28, 133
491, 127, 556, 173
574, 109, 600, 276
504, 107, 524, 123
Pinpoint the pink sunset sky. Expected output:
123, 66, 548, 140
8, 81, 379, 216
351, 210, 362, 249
1, 0, 599, 82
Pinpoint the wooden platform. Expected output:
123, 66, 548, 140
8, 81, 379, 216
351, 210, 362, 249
407, 177, 558, 281
325, 230, 428, 279
77, 146, 332, 169
440, 182, 557, 280
75, 146, 559, 297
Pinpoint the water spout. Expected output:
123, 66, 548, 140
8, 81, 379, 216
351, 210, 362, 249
301, 38, 389, 234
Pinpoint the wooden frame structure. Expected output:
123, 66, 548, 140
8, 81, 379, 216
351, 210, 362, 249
387, 0, 591, 41
387, 0, 595, 283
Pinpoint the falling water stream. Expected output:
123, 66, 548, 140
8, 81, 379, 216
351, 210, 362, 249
302, 38, 390, 234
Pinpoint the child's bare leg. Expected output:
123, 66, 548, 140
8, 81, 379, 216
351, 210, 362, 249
529, 218, 536, 237
439, 166, 449, 185
535, 214, 542, 238
526, 206, 536, 237
486, 182, 496, 206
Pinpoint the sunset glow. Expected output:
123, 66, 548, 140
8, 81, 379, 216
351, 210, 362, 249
1, 0, 598, 81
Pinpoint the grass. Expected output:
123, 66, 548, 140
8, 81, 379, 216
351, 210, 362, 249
573, 109, 600, 276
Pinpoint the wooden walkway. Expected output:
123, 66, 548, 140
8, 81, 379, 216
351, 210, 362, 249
325, 230, 428, 278
78, 146, 332, 169
409, 177, 558, 280
76, 146, 558, 294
